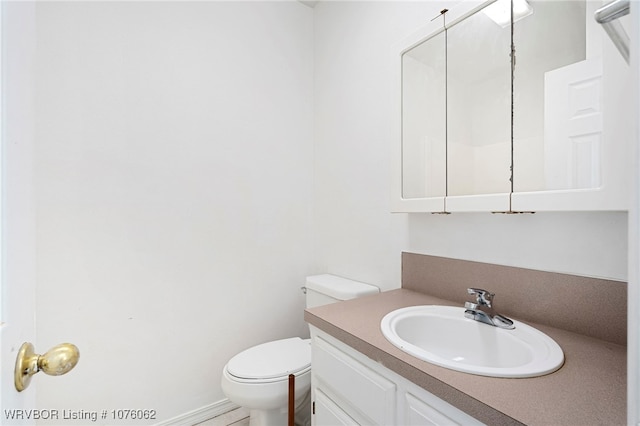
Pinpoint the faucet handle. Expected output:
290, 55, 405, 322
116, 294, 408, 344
467, 288, 494, 307
464, 301, 479, 310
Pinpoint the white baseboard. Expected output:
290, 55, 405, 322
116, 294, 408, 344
155, 399, 240, 426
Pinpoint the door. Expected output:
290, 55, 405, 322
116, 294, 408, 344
1, 1, 38, 420
543, 58, 603, 192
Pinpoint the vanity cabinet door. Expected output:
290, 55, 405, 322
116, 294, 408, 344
404, 392, 456, 426
311, 333, 396, 425
400, 384, 484, 426
312, 388, 359, 426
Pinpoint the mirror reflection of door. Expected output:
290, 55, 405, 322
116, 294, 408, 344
514, 0, 631, 196
513, 0, 590, 193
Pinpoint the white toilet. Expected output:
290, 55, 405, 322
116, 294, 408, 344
221, 274, 379, 426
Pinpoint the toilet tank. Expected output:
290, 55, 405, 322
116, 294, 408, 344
305, 274, 380, 308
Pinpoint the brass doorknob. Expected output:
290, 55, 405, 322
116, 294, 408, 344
14, 342, 80, 392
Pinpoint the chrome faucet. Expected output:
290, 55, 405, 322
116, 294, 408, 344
464, 288, 515, 329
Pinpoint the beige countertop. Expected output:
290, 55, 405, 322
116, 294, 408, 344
304, 288, 626, 426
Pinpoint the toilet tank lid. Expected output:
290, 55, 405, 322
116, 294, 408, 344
305, 274, 379, 300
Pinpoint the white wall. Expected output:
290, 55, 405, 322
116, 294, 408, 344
33, 1, 314, 422
313, 0, 628, 291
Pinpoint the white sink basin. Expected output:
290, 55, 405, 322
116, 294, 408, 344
381, 305, 564, 378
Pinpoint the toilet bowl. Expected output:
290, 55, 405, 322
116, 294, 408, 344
221, 274, 379, 426
221, 338, 311, 426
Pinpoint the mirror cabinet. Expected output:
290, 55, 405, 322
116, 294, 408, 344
393, 0, 631, 213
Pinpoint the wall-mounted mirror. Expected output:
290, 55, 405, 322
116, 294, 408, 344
399, 0, 513, 211
401, 30, 446, 199
513, 0, 589, 193
447, 4, 511, 197
395, 0, 630, 212
511, 0, 630, 211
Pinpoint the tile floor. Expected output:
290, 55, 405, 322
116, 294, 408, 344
196, 407, 250, 426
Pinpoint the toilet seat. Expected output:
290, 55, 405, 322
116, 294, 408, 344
226, 337, 311, 383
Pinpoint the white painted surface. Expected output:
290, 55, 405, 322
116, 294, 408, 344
29, 1, 313, 423
0, 1, 37, 420
312, 333, 396, 425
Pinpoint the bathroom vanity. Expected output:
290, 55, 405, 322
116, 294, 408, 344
310, 326, 483, 425
304, 254, 627, 425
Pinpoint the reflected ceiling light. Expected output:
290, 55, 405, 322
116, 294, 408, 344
483, 0, 533, 28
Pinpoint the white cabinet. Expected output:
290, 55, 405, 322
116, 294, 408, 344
310, 327, 484, 426
311, 329, 396, 425
393, 0, 631, 212
401, 383, 476, 426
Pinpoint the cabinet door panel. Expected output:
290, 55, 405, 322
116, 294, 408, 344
313, 335, 396, 425
313, 388, 359, 426
402, 383, 485, 426
405, 392, 458, 426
